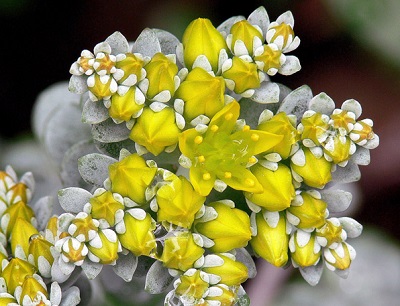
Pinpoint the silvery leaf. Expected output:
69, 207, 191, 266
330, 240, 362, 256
43, 102, 92, 166
278, 85, 313, 123
59, 286, 81, 306
319, 189, 352, 213
339, 217, 363, 238
113, 252, 138, 282
248, 6, 270, 35
154, 29, 180, 56
69, 75, 87, 95
82, 99, 109, 124
331, 161, 361, 183
236, 286, 251, 306
60, 140, 99, 189
299, 259, 324, 286
308, 92, 335, 115
235, 248, 257, 279
82, 261, 103, 280
251, 81, 280, 104
239, 98, 271, 129
31, 195, 54, 230
145, 260, 174, 294
351, 147, 370, 166
132, 28, 161, 57
105, 31, 130, 54
58, 187, 92, 213
78, 153, 117, 187
95, 139, 136, 159
91, 119, 131, 143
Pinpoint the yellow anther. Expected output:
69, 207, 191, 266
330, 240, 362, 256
243, 125, 250, 131
251, 133, 259, 141
210, 124, 219, 132
248, 156, 257, 164
245, 178, 255, 186
198, 155, 206, 163
224, 172, 232, 179
225, 113, 234, 121
194, 136, 203, 144
203, 173, 211, 181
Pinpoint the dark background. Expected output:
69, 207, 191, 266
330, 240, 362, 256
1, 0, 399, 261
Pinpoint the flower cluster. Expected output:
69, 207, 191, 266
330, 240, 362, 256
6, 5, 379, 306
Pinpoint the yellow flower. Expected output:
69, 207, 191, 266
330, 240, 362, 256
229, 20, 263, 56
1, 258, 37, 294
202, 254, 248, 286
299, 111, 329, 146
108, 153, 157, 205
109, 87, 145, 122
254, 44, 283, 74
129, 106, 181, 156
175, 67, 225, 121
87, 229, 120, 264
287, 191, 327, 229
144, 52, 178, 101
195, 201, 252, 253
175, 269, 209, 300
316, 218, 345, 248
323, 134, 352, 164
289, 231, 321, 268
161, 232, 204, 271
89, 189, 125, 227
245, 163, 295, 211
222, 56, 261, 95
291, 148, 332, 188
116, 209, 156, 257
250, 211, 288, 267
257, 111, 299, 159
179, 100, 283, 196
182, 18, 228, 73
156, 175, 205, 228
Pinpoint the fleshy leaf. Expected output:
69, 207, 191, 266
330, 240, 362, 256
251, 81, 280, 104
31, 195, 54, 230
154, 29, 180, 57
331, 161, 361, 183
105, 31, 130, 54
145, 260, 174, 294
78, 153, 117, 187
132, 28, 162, 57
319, 189, 352, 213
58, 187, 92, 213
278, 85, 313, 123
351, 146, 370, 166
91, 118, 131, 143
248, 6, 270, 36
235, 248, 257, 279
113, 252, 138, 282
81, 261, 103, 280
82, 99, 109, 124
299, 259, 324, 286
339, 217, 363, 238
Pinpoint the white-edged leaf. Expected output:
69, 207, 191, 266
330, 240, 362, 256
82, 98, 109, 124
319, 189, 352, 213
278, 85, 313, 123
299, 259, 324, 286
132, 28, 161, 57
81, 261, 103, 280
351, 147, 370, 166
251, 81, 280, 104
309, 92, 335, 115
248, 6, 270, 36
339, 217, 363, 238
105, 31, 130, 54
154, 29, 180, 56
331, 161, 361, 183
68, 75, 88, 95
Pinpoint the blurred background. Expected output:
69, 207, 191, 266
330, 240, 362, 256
1, 0, 399, 305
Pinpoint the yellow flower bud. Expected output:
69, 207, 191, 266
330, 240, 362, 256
175, 269, 209, 300
58, 236, 88, 265
89, 190, 124, 226
182, 18, 228, 72
257, 112, 299, 159
0, 294, 17, 305
287, 191, 327, 229
87, 74, 117, 101
115, 53, 145, 84
144, 52, 178, 100
129, 106, 181, 156
316, 218, 344, 248
175, 67, 225, 121
156, 175, 205, 228
19, 275, 48, 304
2, 200, 35, 237
109, 87, 144, 122
254, 44, 283, 74
324, 242, 356, 271
230, 20, 263, 56
1, 258, 36, 294
69, 212, 99, 242
7, 182, 30, 205
290, 231, 321, 268
323, 135, 352, 164
205, 284, 237, 306
28, 234, 54, 278
291, 148, 332, 188
222, 57, 260, 94
300, 112, 329, 146
250, 212, 288, 267
161, 232, 204, 271
45, 216, 59, 243
195, 202, 252, 253
109, 153, 157, 205
87, 229, 120, 264
11, 217, 39, 256
202, 254, 248, 286
245, 163, 295, 211
350, 119, 375, 146
117, 209, 156, 257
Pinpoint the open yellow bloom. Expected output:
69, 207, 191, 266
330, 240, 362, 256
179, 100, 283, 196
